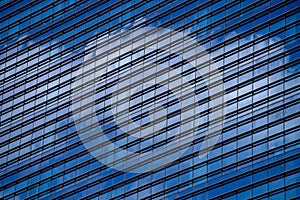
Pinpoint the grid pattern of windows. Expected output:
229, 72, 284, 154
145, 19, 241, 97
0, 0, 299, 199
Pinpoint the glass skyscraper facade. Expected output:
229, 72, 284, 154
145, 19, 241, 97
1, 0, 299, 199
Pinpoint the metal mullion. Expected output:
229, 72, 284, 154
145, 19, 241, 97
3, 128, 298, 200
3, 122, 298, 200
1, 0, 292, 94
